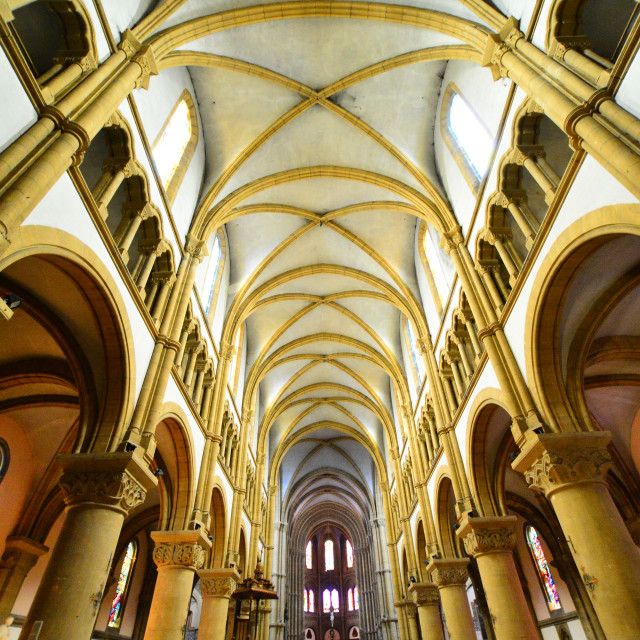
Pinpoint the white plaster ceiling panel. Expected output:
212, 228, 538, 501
333, 60, 447, 192
241, 178, 410, 211
282, 361, 373, 398
285, 341, 367, 357
247, 223, 399, 293
161, 0, 483, 32
224, 212, 308, 289
263, 305, 383, 358
265, 273, 381, 298
289, 404, 362, 432
294, 448, 363, 481
258, 358, 317, 408
214, 105, 426, 204
178, 20, 462, 89
189, 66, 305, 196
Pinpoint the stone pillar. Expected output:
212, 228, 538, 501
19, 452, 154, 640
143, 530, 210, 640
0, 537, 48, 620
458, 516, 538, 640
427, 558, 476, 640
409, 583, 445, 640
403, 601, 421, 640
198, 567, 240, 640
514, 431, 640, 638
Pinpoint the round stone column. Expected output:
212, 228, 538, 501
19, 452, 155, 640
198, 567, 240, 640
427, 558, 476, 640
514, 431, 640, 638
458, 516, 538, 640
409, 583, 445, 640
143, 530, 210, 640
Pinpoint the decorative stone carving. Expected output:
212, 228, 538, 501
513, 432, 613, 497
59, 468, 146, 512
431, 566, 468, 587
200, 576, 237, 598
409, 583, 440, 606
153, 542, 206, 570
458, 516, 517, 557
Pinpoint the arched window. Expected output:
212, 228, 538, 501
440, 83, 493, 193
331, 588, 340, 612
324, 539, 334, 571
205, 233, 222, 316
347, 588, 354, 611
108, 541, 137, 628
323, 589, 331, 612
306, 540, 313, 569
152, 91, 198, 203
308, 589, 315, 612
0, 438, 9, 484
227, 326, 243, 395
422, 226, 449, 313
406, 319, 425, 386
354, 585, 359, 610
525, 525, 561, 611
304, 588, 308, 612
346, 539, 353, 568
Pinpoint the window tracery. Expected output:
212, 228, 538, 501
108, 541, 137, 628
323, 588, 331, 612
354, 585, 359, 610
331, 588, 340, 611
348, 588, 354, 611
325, 539, 334, 571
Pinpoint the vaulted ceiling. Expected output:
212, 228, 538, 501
150, 0, 506, 515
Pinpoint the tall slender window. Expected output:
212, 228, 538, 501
449, 93, 493, 179
227, 328, 242, 394
324, 539, 334, 571
153, 100, 191, 188
304, 589, 308, 612
306, 540, 313, 570
323, 589, 331, 612
406, 320, 425, 385
423, 228, 449, 307
354, 586, 359, 610
308, 589, 315, 612
331, 588, 340, 612
348, 588, 354, 611
108, 541, 137, 628
526, 525, 561, 611
205, 234, 222, 315
346, 539, 353, 568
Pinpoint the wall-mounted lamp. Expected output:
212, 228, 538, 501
1, 293, 22, 320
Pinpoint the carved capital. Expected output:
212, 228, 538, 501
199, 568, 240, 598
427, 558, 469, 587
440, 226, 464, 255
458, 516, 517, 557
219, 340, 235, 362
416, 335, 432, 355
409, 582, 440, 606
151, 530, 210, 571
133, 45, 158, 90
512, 431, 612, 497
185, 233, 207, 262
57, 453, 155, 514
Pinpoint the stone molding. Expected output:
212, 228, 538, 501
409, 583, 440, 606
513, 431, 612, 497
457, 516, 517, 557
427, 558, 470, 587
57, 452, 156, 514
151, 530, 211, 571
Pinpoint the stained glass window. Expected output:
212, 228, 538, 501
354, 586, 359, 610
308, 589, 315, 612
323, 589, 331, 612
306, 540, 313, 569
304, 589, 308, 612
346, 539, 353, 568
331, 588, 340, 611
325, 539, 334, 571
526, 525, 561, 611
449, 93, 492, 179
407, 320, 425, 385
205, 234, 222, 314
153, 99, 192, 189
108, 541, 137, 628
347, 588, 354, 611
